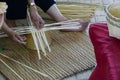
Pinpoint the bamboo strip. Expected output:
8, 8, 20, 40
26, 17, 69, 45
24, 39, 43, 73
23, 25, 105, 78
0, 18, 82, 37
40, 58, 62, 79
44, 18, 80, 27
50, 34, 87, 69
46, 43, 79, 73
41, 31, 51, 52
64, 32, 95, 65
27, 10, 42, 60
57, 5, 96, 9
0, 53, 52, 80
37, 32, 46, 55
48, 31, 95, 69
0, 59, 23, 80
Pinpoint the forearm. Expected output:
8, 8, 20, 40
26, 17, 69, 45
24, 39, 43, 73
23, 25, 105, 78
2, 22, 26, 44
1, 22, 13, 35
28, 0, 37, 11
28, 0, 35, 4
27, 0, 44, 29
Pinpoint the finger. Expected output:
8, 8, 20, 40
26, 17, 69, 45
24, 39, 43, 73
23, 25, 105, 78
35, 21, 44, 29
39, 21, 44, 28
15, 35, 26, 44
39, 19, 45, 28
35, 21, 41, 29
21, 35, 27, 41
13, 37, 23, 44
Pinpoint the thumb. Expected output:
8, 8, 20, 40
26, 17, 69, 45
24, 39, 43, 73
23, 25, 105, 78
15, 35, 26, 44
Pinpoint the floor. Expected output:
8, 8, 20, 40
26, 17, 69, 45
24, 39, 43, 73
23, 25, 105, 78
0, 68, 94, 80
0, 73, 6, 80
63, 69, 93, 80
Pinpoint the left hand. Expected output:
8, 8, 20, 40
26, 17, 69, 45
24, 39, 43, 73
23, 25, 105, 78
2, 22, 26, 44
8, 31, 26, 44
29, 6, 45, 29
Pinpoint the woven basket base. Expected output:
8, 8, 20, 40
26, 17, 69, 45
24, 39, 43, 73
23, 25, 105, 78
0, 31, 95, 80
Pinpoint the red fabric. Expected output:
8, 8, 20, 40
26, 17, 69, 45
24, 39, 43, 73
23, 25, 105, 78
89, 23, 120, 80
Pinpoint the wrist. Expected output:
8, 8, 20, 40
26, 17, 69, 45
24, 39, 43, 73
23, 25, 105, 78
29, 2, 37, 10
30, 2, 35, 6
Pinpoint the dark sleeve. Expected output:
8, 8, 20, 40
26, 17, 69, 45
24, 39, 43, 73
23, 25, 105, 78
5, 0, 28, 19
35, 0, 56, 12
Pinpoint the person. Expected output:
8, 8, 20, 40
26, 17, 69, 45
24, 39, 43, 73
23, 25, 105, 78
0, 2, 26, 44
0, 0, 89, 44
1, 0, 67, 29
1, 0, 88, 31
0, 0, 88, 29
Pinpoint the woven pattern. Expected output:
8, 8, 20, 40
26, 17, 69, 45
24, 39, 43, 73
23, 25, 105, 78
0, 31, 95, 80
56, 0, 102, 4
56, 0, 120, 5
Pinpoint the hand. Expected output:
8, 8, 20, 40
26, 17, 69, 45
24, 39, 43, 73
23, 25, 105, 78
8, 31, 26, 44
29, 6, 45, 29
2, 22, 26, 44
61, 21, 89, 32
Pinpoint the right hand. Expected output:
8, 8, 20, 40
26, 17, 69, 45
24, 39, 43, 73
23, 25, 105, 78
29, 6, 45, 29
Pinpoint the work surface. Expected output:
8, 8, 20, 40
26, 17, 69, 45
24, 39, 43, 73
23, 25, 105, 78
0, 31, 95, 80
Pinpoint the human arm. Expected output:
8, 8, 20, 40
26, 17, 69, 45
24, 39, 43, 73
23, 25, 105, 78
28, 0, 45, 29
1, 22, 26, 44
0, 2, 26, 44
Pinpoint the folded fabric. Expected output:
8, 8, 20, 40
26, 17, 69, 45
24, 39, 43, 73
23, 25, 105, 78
0, 2, 7, 28
89, 23, 120, 80
0, 14, 4, 28
0, 2, 7, 14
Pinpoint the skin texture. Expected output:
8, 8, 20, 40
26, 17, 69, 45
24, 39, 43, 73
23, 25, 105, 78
0, 14, 4, 29
1, 22, 26, 44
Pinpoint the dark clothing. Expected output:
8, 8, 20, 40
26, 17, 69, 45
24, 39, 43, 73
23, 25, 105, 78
0, 0, 56, 19
35, 0, 56, 12
6, 0, 28, 19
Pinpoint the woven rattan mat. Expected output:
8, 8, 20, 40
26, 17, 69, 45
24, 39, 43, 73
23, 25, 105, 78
0, 31, 95, 80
